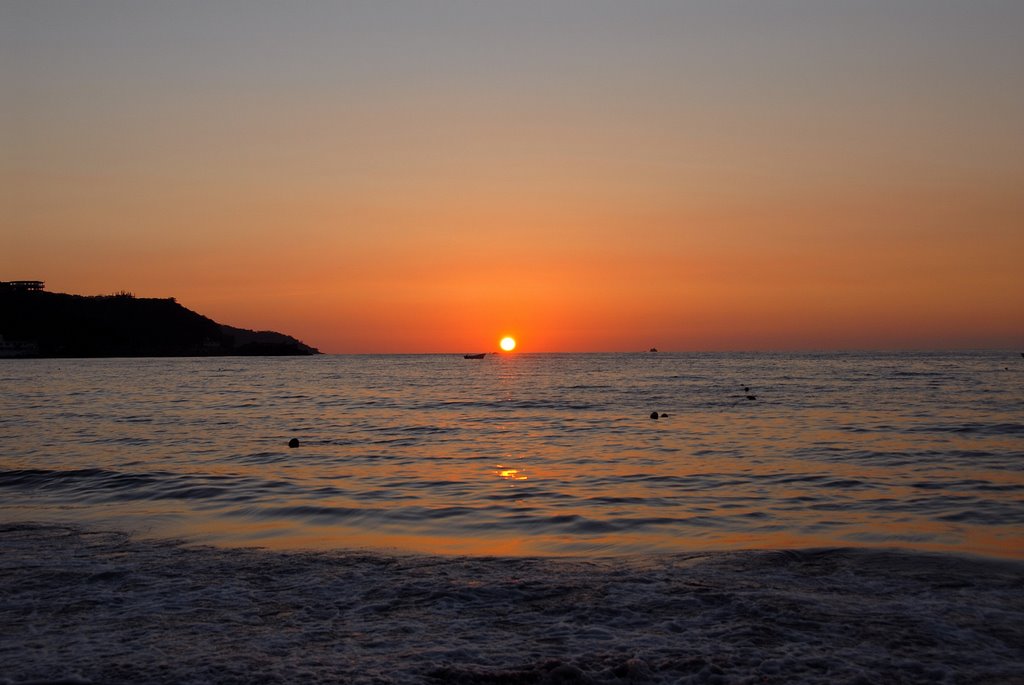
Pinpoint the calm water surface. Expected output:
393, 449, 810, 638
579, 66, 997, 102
1, 352, 1022, 558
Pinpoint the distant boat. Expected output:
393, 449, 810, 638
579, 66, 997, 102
463, 353, 486, 359
649, 347, 658, 353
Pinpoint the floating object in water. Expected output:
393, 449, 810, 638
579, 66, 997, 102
660, 413, 668, 418
288, 438, 300, 448
649, 347, 658, 353
650, 411, 659, 420
463, 353, 486, 359
746, 395, 757, 401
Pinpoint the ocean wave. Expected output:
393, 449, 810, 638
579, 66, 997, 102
0, 467, 306, 505
1, 524, 1021, 685
905, 421, 1024, 435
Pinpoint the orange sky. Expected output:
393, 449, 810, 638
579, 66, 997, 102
3, 2, 1023, 352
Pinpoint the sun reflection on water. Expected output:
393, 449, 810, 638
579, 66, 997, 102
495, 466, 528, 481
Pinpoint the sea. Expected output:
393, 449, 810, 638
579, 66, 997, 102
1, 352, 1022, 683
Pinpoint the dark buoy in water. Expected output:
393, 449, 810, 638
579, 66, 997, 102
660, 413, 668, 418
288, 438, 300, 448
746, 395, 757, 401
650, 411, 659, 420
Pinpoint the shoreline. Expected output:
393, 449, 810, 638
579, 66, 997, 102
3, 522, 1022, 684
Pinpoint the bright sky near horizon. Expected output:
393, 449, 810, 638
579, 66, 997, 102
3, 1, 1022, 353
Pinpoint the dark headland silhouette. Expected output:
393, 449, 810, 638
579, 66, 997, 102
0, 281, 319, 357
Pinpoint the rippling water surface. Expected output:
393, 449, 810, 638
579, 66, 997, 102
2, 352, 1022, 558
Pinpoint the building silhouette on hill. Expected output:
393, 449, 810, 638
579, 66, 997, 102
0, 280, 44, 292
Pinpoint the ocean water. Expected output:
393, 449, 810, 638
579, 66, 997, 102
2, 352, 1024, 684
1, 352, 1022, 558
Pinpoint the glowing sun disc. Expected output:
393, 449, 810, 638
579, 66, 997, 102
500, 337, 516, 351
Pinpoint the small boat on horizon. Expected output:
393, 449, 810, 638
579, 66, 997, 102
464, 353, 486, 359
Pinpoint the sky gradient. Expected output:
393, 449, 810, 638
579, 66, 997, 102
3, 1, 1022, 352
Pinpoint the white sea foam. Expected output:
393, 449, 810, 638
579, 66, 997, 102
2, 523, 1021, 684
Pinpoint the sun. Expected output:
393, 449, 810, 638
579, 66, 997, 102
499, 336, 516, 352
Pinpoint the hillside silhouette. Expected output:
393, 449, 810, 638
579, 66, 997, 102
0, 288, 319, 357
